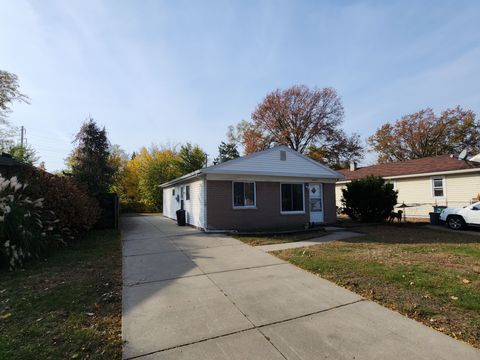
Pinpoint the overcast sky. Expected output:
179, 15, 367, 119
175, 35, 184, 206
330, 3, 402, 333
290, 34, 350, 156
1, 0, 479, 171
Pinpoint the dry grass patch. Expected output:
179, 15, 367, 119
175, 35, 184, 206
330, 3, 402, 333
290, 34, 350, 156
233, 229, 327, 246
274, 224, 480, 348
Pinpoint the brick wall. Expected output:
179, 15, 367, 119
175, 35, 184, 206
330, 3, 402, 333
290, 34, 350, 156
206, 180, 312, 231
323, 182, 337, 224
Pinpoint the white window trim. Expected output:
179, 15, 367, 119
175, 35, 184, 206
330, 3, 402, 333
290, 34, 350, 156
431, 176, 446, 198
232, 181, 257, 209
280, 182, 305, 214
185, 185, 190, 201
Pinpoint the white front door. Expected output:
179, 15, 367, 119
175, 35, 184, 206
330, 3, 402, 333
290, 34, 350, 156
180, 186, 185, 210
309, 183, 324, 223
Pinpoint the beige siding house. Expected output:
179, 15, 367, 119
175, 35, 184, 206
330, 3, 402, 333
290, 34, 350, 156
336, 155, 480, 218
161, 146, 343, 231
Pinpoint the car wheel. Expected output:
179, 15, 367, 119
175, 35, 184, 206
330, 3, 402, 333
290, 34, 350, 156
447, 216, 465, 230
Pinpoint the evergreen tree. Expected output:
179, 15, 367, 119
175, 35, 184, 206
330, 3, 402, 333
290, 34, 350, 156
177, 143, 206, 174
214, 141, 239, 164
9, 144, 38, 165
69, 117, 114, 196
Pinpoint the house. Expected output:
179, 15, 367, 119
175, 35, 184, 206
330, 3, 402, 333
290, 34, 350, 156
336, 154, 480, 217
0, 153, 30, 177
160, 146, 343, 231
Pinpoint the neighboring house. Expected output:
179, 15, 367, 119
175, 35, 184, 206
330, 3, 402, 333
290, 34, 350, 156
160, 146, 343, 231
0, 153, 29, 177
336, 154, 480, 217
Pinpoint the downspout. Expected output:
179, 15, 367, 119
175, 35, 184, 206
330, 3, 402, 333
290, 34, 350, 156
204, 176, 208, 231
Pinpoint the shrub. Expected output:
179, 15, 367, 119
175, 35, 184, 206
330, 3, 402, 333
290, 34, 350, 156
0, 176, 63, 269
21, 168, 100, 238
341, 175, 398, 222
120, 200, 154, 213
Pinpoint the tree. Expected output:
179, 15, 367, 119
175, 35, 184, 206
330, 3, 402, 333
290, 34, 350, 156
0, 70, 29, 120
177, 143, 206, 174
135, 146, 180, 211
9, 144, 39, 165
368, 107, 480, 163
306, 131, 363, 169
108, 144, 129, 193
341, 176, 398, 222
0, 70, 35, 162
69, 117, 114, 196
231, 85, 364, 166
111, 145, 181, 212
214, 141, 239, 164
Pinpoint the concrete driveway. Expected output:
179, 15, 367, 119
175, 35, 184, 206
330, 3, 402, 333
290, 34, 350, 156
122, 215, 479, 360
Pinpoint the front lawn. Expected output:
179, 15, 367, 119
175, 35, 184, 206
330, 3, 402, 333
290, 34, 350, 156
273, 224, 480, 348
0, 229, 122, 360
233, 229, 327, 246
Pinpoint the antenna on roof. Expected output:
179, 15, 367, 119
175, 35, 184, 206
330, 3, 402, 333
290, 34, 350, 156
458, 149, 468, 160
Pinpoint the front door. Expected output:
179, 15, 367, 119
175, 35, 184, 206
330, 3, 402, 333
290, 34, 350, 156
309, 183, 324, 223
180, 186, 185, 210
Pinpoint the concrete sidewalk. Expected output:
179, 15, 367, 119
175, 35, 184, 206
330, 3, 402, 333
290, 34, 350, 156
122, 215, 479, 360
255, 230, 364, 252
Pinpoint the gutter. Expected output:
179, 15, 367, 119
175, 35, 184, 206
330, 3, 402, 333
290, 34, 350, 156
336, 167, 480, 184
159, 170, 203, 188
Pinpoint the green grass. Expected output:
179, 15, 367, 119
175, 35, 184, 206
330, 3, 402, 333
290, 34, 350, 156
274, 224, 480, 347
0, 229, 122, 360
233, 229, 327, 246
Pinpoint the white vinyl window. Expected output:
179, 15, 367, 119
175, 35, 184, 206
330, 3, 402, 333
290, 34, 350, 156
233, 182, 256, 208
186, 185, 190, 200
281, 183, 305, 213
432, 177, 444, 197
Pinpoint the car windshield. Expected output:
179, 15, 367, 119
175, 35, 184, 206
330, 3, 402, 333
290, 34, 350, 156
473, 202, 480, 208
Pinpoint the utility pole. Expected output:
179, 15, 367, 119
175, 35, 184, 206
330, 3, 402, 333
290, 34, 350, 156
20, 126, 25, 148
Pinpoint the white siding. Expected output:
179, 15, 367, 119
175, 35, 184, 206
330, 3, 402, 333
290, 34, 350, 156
205, 147, 339, 178
335, 173, 480, 217
162, 178, 206, 229
445, 173, 480, 206
335, 184, 346, 208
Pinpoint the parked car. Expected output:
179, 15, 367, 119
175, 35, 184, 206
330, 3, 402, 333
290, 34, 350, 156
439, 202, 480, 230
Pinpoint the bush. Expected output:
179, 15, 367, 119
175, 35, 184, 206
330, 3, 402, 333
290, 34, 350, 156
120, 200, 155, 213
0, 176, 63, 269
341, 175, 397, 222
0, 169, 100, 270
21, 168, 100, 238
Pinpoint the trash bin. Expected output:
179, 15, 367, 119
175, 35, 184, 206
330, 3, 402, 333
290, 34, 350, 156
176, 209, 186, 226
433, 206, 447, 213
429, 212, 440, 225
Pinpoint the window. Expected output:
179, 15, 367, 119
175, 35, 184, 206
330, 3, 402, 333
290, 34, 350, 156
186, 185, 190, 200
233, 182, 255, 208
432, 177, 444, 197
281, 184, 304, 212
172, 189, 175, 196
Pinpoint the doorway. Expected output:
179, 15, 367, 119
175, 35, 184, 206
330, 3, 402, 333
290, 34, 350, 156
309, 183, 324, 223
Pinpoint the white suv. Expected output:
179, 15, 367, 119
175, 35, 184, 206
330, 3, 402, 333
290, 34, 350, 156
439, 202, 480, 230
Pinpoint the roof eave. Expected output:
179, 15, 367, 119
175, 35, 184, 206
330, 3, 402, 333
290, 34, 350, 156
337, 167, 480, 183
203, 168, 343, 179
159, 170, 203, 188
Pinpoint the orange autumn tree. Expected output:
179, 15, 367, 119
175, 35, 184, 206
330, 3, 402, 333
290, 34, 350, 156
231, 85, 363, 168
368, 107, 480, 163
